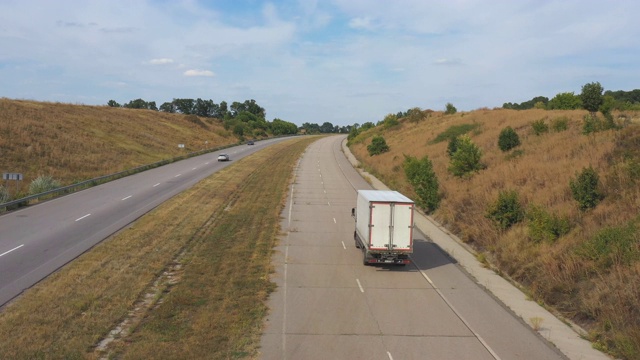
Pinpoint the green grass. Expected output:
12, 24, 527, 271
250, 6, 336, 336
0, 137, 316, 359
430, 123, 481, 144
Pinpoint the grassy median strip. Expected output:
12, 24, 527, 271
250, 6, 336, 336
0, 136, 316, 359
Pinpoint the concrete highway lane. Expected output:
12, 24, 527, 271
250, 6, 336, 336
0, 138, 287, 307
260, 136, 565, 359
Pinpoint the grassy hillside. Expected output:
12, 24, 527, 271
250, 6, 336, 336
349, 108, 640, 359
0, 98, 237, 196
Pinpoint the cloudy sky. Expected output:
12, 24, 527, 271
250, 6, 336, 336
1, 0, 639, 126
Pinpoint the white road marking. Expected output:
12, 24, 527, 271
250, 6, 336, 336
153, 183, 160, 187
341, 241, 346, 249
121, 195, 132, 201
416, 263, 502, 360
205, 162, 209, 165
175, 174, 182, 177
387, 352, 394, 360
192, 167, 197, 170
0, 244, 24, 257
333, 218, 336, 223
356, 279, 364, 293
75, 214, 91, 222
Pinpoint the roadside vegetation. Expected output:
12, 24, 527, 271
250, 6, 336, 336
349, 105, 640, 359
0, 136, 315, 359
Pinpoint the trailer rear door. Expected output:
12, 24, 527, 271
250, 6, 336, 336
369, 203, 392, 250
391, 203, 413, 251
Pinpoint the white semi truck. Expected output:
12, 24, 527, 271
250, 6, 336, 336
351, 190, 415, 265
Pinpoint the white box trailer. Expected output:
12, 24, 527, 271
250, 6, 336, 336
352, 190, 414, 265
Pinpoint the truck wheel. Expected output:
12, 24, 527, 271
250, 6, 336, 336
362, 252, 369, 266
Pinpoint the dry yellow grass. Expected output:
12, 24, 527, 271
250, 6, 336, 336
0, 136, 316, 359
350, 108, 640, 359
0, 98, 236, 192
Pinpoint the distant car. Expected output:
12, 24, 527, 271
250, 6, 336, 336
217, 154, 230, 162
247, 140, 254, 145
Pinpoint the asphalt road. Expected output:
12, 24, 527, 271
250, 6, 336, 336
0, 138, 287, 307
260, 136, 566, 360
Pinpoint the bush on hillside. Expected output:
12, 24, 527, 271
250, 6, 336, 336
570, 166, 603, 211
403, 155, 440, 213
551, 116, 569, 132
447, 136, 459, 157
0, 185, 9, 204
576, 219, 640, 269
486, 190, 525, 230
367, 136, 390, 156
526, 205, 571, 243
445, 102, 457, 115
531, 119, 549, 136
498, 126, 521, 152
448, 135, 484, 177
29, 175, 61, 195
382, 114, 400, 129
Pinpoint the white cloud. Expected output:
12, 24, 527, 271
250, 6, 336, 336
183, 69, 215, 77
348, 17, 375, 31
149, 58, 174, 65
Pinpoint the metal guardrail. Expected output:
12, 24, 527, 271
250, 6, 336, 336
0, 141, 243, 212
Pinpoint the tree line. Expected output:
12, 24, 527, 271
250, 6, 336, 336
503, 86, 640, 111
107, 98, 297, 138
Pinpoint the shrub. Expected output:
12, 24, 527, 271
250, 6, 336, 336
403, 155, 440, 213
582, 113, 608, 134
531, 119, 549, 135
570, 166, 603, 210
445, 102, 457, 115
382, 114, 400, 129
448, 135, 484, 177
367, 135, 390, 156
0, 185, 9, 204
551, 116, 569, 132
29, 175, 61, 195
486, 190, 525, 230
526, 205, 571, 243
498, 126, 521, 152
576, 220, 640, 269
446, 136, 459, 157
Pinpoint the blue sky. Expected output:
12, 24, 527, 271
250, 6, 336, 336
1, 0, 639, 126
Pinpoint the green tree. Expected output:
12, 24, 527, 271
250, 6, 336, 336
498, 126, 520, 152
581, 82, 604, 113
107, 100, 120, 107
486, 190, 525, 230
403, 155, 440, 212
367, 135, 390, 156
570, 166, 603, 210
445, 102, 457, 115
547, 92, 582, 110
320, 122, 335, 133
448, 135, 484, 177
159, 102, 176, 113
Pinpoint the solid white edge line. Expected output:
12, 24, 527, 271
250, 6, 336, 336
356, 279, 364, 293
0, 244, 24, 257
121, 195, 132, 201
75, 214, 91, 222
416, 261, 502, 360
